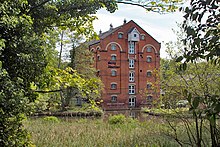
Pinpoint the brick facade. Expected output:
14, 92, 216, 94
89, 20, 161, 110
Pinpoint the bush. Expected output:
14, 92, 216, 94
43, 116, 60, 123
108, 114, 126, 124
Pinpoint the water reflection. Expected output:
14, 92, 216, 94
104, 110, 151, 121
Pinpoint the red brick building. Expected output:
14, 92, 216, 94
89, 20, 161, 110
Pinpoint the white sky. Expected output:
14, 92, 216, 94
93, 3, 185, 58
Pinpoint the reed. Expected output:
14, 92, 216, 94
24, 117, 178, 147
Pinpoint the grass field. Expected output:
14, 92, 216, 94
24, 116, 180, 147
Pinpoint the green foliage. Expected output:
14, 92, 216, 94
108, 114, 126, 125
0, 0, 118, 146
143, 108, 189, 116
181, 0, 220, 63
0, 69, 33, 146
25, 118, 180, 146
117, 0, 183, 13
43, 116, 60, 123
164, 39, 220, 145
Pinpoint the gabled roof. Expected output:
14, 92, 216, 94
128, 27, 140, 34
88, 23, 125, 46
99, 26, 121, 39
88, 20, 160, 46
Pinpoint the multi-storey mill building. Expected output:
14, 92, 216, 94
89, 20, 161, 110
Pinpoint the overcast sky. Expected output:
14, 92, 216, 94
93, 3, 185, 58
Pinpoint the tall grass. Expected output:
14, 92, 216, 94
24, 117, 178, 147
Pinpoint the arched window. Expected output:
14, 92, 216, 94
111, 54, 116, 61
147, 71, 152, 77
111, 83, 117, 89
147, 83, 152, 89
111, 95, 117, 102
111, 70, 117, 76
147, 56, 152, 62
97, 54, 100, 61
111, 43, 116, 50
147, 46, 152, 52
118, 32, 123, 39
141, 34, 145, 40
147, 95, 153, 101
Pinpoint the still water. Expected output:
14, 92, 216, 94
104, 110, 154, 121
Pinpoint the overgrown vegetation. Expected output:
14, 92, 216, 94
24, 116, 177, 147
25, 115, 217, 147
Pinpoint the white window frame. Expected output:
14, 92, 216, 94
129, 85, 135, 94
147, 71, 152, 77
141, 34, 145, 40
147, 83, 152, 89
129, 71, 135, 82
129, 41, 135, 54
129, 59, 135, 68
111, 54, 116, 61
111, 95, 117, 102
129, 97, 136, 107
97, 54, 100, 61
111, 43, 116, 50
118, 32, 123, 39
147, 56, 152, 63
111, 69, 117, 76
147, 46, 152, 52
111, 83, 117, 90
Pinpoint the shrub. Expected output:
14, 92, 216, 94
108, 114, 126, 124
43, 116, 60, 123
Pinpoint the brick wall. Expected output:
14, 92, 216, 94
89, 20, 161, 110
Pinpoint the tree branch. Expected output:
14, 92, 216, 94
27, 0, 52, 14
34, 89, 62, 93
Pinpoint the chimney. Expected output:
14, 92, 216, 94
99, 29, 102, 34
109, 23, 113, 30
123, 19, 127, 24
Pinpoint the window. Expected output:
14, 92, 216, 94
147, 71, 152, 77
111, 95, 117, 102
129, 85, 135, 94
111, 83, 117, 89
97, 55, 100, 61
129, 71, 135, 82
147, 83, 152, 89
147, 46, 152, 52
147, 95, 153, 101
97, 70, 100, 76
129, 59, 135, 68
118, 33, 123, 39
111, 70, 116, 76
141, 34, 145, 40
76, 97, 82, 106
134, 34, 137, 37
111, 44, 116, 50
129, 42, 135, 54
147, 56, 152, 62
111, 55, 116, 61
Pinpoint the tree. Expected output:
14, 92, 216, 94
0, 0, 117, 146
0, 0, 184, 146
161, 31, 220, 145
117, 0, 183, 13
161, 51, 220, 146
178, 0, 220, 64
176, 0, 220, 146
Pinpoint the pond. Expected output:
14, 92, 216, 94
103, 109, 157, 121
